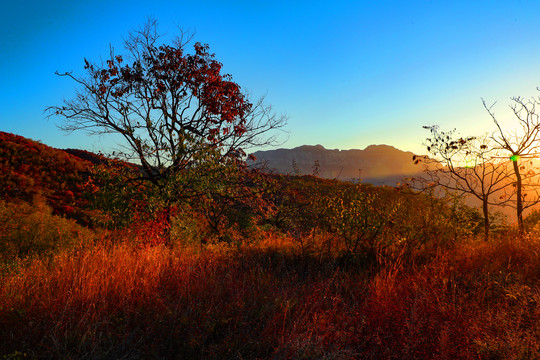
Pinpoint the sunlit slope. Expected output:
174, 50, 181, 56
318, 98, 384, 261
0, 131, 92, 217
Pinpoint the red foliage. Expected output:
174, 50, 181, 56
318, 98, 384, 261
90, 40, 251, 149
0, 132, 93, 221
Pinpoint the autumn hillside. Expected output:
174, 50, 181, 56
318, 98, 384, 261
0, 132, 95, 216
1, 132, 540, 359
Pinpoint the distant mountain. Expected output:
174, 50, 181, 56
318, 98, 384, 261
250, 144, 530, 221
251, 144, 423, 186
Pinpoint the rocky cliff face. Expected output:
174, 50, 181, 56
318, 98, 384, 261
251, 144, 424, 186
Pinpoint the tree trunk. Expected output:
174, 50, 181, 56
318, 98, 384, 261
512, 159, 524, 235
482, 197, 490, 241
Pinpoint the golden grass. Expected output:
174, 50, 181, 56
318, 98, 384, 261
1, 234, 540, 359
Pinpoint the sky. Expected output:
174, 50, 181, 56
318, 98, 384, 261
3, 0, 540, 155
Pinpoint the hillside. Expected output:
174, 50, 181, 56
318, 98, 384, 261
0, 131, 94, 217
252, 144, 424, 185
251, 144, 540, 222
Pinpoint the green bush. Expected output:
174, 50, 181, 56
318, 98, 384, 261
0, 198, 93, 260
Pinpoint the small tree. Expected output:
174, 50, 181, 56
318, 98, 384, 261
413, 126, 511, 240
312, 183, 396, 263
47, 20, 286, 240
484, 97, 540, 234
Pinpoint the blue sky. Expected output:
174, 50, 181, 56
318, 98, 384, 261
2, 0, 540, 155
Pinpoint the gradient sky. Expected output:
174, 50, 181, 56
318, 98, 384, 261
3, 0, 540, 155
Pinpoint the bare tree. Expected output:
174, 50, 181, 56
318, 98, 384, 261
484, 96, 540, 234
413, 126, 512, 240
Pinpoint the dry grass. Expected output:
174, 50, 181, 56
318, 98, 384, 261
1, 234, 540, 359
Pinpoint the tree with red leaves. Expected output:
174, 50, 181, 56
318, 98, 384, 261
49, 19, 284, 187
48, 19, 286, 242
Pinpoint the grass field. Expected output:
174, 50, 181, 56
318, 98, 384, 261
1, 230, 539, 359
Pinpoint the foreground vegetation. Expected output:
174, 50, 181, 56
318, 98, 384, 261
2, 131, 540, 359
2, 229, 540, 359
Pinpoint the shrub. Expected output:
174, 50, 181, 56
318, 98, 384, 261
0, 197, 93, 260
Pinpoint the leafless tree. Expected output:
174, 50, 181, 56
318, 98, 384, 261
484, 96, 540, 234
413, 126, 512, 240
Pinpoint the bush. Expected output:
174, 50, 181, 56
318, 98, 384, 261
0, 197, 93, 260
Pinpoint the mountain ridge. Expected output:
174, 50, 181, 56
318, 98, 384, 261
251, 144, 423, 186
